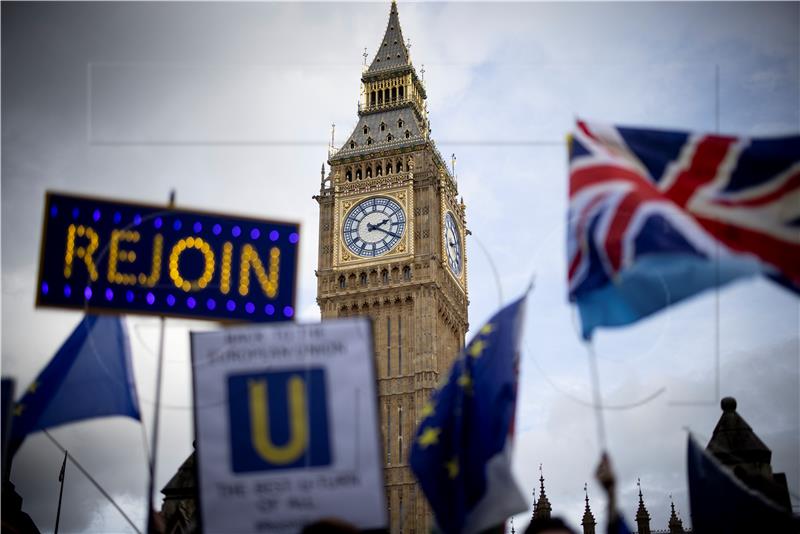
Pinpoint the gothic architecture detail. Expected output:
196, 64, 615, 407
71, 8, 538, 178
315, 2, 468, 531
533, 466, 552, 521
636, 478, 652, 534
582, 484, 597, 534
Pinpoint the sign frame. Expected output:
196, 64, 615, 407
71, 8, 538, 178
190, 317, 388, 533
35, 190, 301, 323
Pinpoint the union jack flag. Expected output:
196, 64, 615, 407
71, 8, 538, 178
568, 120, 800, 339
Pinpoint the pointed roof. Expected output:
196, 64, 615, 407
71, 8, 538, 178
635, 478, 651, 524
366, 1, 411, 75
533, 466, 552, 520
581, 483, 596, 532
706, 397, 771, 466
668, 499, 684, 533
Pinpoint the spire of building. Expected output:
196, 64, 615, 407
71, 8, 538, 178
581, 483, 596, 534
667, 498, 684, 534
531, 486, 537, 521
533, 465, 552, 520
706, 397, 793, 511
330, 0, 433, 164
366, 1, 411, 74
635, 478, 651, 534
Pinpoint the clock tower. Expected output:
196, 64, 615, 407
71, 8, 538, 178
314, 2, 468, 531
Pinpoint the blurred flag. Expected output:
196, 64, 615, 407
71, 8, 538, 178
409, 293, 529, 534
10, 315, 141, 454
687, 435, 797, 533
567, 120, 799, 339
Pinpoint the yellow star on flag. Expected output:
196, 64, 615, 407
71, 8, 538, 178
421, 401, 435, 418
445, 457, 459, 479
468, 339, 487, 358
28, 381, 39, 394
418, 427, 441, 449
457, 373, 473, 390
13, 404, 24, 417
480, 323, 495, 335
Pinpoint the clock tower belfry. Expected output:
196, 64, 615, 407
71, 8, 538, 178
314, 2, 468, 531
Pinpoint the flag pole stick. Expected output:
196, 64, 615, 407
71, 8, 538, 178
585, 342, 608, 452
43, 431, 142, 534
54, 449, 67, 534
146, 190, 175, 532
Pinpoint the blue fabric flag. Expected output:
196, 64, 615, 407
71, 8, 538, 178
687, 435, 798, 534
10, 315, 141, 452
409, 294, 529, 534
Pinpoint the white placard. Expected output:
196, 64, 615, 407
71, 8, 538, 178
190, 318, 387, 533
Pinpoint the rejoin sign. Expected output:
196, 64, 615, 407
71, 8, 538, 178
36, 192, 299, 322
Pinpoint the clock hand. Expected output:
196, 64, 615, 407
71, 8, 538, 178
372, 227, 401, 239
367, 218, 391, 231
449, 241, 456, 247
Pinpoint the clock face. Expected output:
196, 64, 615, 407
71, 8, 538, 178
444, 211, 462, 275
343, 196, 406, 257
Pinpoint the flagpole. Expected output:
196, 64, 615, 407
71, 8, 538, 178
54, 449, 67, 534
585, 342, 608, 452
146, 190, 174, 532
44, 431, 141, 534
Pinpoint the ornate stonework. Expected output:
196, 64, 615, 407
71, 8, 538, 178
315, 3, 468, 531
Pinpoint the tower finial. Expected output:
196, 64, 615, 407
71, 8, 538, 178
363, 47, 368, 66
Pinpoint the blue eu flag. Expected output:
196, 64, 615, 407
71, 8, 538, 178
409, 294, 529, 534
10, 315, 141, 454
687, 435, 798, 533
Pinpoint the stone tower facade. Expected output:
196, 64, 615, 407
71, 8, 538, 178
314, 2, 469, 532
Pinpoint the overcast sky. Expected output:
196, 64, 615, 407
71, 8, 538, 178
2, 2, 798, 533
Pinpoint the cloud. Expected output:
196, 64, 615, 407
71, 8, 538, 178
2, 2, 797, 532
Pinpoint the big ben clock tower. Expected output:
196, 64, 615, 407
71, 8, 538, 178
314, 2, 468, 531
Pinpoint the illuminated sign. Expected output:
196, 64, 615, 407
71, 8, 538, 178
36, 192, 299, 322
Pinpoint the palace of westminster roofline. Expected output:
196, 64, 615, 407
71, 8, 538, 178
526, 397, 793, 533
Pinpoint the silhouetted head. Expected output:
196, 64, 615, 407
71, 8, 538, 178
525, 517, 578, 534
301, 518, 359, 534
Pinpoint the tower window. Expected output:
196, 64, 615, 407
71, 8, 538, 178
356, 169, 362, 180
403, 266, 411, 280
366, 166, 372, 178
387, 162, 393, 174
382, 269, 389, 284
387, 316, 392, 377
360, 272, 367, 286
386, 402, 391, 463
405, 130, 411, 138
345, 169, 352, 181
338, 275, 346, 289
376, 164, 382, 176
392, 87, 397, 101
397, 159, 403, 172
387, 134, 393, 142
399, 86, 404, 99
367, 137, 373, 145
363, 125, 369, 135
350, 141, 355, 149
380, 122, 386, 132
398, 118, 404, 128
398, 314, 402, 373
